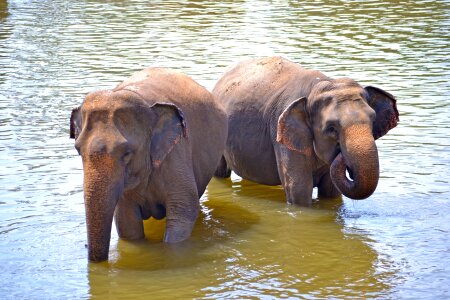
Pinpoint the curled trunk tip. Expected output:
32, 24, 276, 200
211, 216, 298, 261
330, 124, 380, 200
330, 153, 378, 199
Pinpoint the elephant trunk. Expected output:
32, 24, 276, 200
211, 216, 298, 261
330, 124, 379, 200
82, 154, 124, 262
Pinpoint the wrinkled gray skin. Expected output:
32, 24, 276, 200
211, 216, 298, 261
70, 68, 227, 262
214, 57, 398, 206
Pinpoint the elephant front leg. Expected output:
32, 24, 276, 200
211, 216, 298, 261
114, 196, 144, 240
275, 145, 314, 206
164, 188, 200, 243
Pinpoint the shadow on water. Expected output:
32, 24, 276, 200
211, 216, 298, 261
0, 1, 7, 21
86, 180, 260, 298
0, 0, 9, 85
109, 194, 259, 271
86, 178, 396, 299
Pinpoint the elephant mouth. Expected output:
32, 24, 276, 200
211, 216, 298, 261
345, 164, 355, 181
330, 146, 355, 181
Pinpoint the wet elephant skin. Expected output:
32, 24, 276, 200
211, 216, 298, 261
213, 57, 398, 206
70, 68, 228, 262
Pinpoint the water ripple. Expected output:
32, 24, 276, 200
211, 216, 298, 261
0, 0, 449, 299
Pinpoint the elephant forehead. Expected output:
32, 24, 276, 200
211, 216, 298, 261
82, 90, 145, 114
335, 87, 366, 101
320, 86, 365, 101
83, 90, 113, 108
309, 86, 365, 116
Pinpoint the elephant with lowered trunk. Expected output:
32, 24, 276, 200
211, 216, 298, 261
214, 57, 399, 206
70, 68, 227, 262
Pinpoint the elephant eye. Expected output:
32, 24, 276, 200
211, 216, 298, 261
122, 151, 132, 164
324, 125, 338, 138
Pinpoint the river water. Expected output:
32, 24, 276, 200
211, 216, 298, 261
0, 0, 449, 299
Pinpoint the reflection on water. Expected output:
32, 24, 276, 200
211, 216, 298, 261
0, 0, 449, 299
86, 178, 393, 299
0, 1, 7, 22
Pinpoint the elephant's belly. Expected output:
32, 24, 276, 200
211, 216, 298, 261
225, 142, 281, 186
224, 108, 281, 185
140, 201, 166, 220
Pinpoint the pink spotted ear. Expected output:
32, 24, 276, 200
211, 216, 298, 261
70, 107, 81, 139
276, 97, 313, 155
365, 86, 399, 139
149, 103, 187, 168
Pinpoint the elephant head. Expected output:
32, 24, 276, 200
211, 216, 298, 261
277, 78, 398, 200
70, 89, 187, 262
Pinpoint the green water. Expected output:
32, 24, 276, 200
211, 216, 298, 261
0, 0, 449, 299
90, 178, 390, 298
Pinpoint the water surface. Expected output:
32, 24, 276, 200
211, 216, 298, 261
0, 0, 449, 299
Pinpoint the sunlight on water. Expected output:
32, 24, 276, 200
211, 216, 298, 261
0, 0, 449, 299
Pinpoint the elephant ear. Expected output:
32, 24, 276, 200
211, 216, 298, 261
150, 102, 187, 168
365, 86, 399, 139
70, 106, 81, 139
276, 97, 313, 155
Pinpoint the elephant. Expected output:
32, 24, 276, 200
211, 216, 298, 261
213, 56, 398, 206
70, 67, 227, 262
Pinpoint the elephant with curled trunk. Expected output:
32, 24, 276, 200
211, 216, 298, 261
70, 68, 227, 262
214, 57, 398, 206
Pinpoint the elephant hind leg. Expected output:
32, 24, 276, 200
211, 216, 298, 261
114, 197, 144, 240
214, 155, 231, 178
317, 172, 341, 199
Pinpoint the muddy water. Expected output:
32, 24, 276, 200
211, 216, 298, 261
0, 0, 449, 299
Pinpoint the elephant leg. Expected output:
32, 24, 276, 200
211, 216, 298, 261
114, 196, 144, 240
274, 145, 314, 206
214, 155, 231, 178
163, 186, 199, 243
317, 171, 341, 199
